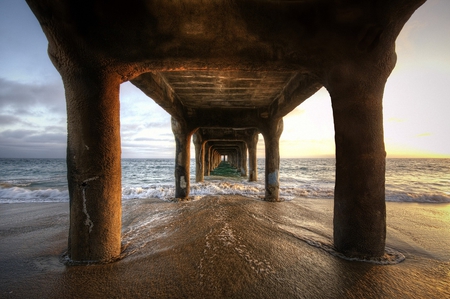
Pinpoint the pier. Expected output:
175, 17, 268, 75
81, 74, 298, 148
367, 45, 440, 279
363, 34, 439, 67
26, 0, 426, 263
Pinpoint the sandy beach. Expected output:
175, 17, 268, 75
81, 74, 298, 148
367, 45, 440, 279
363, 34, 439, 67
1, 196, 449, 298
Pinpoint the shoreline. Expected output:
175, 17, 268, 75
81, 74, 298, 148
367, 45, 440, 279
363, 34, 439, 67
1, 197, 449, 298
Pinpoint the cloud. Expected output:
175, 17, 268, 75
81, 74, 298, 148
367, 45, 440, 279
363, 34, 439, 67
142, 120, 171, 128
121, 140, 175, 158
387, 117, 405, 123
286, 108, 306, 117
0, 77, 65, 114
0, 114, 30, 125
133, 137, 173, 142
0, 132, 66, 158
0, 128, 65, 143
1, 126, 64, 141
44, 125, 66, 133
122, 141, 173, 149
0, 143, 66, 158
120, 120, 170, 133
0, 129, 37, 139
24, 133, 66, 143
416, 132, 432, 137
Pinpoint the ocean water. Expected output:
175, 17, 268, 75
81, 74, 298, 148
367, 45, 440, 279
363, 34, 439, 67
0, 158, 449, 204
1, 158, 449, 298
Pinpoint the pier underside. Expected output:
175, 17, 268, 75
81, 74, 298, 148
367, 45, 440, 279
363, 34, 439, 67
26, 0, 426, 262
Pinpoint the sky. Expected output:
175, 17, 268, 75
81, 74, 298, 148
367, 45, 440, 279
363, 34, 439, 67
0, 0, 449, 159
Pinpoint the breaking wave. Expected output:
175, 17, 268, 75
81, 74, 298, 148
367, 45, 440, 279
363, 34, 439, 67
1, 179, 449, 204
1, 158, 449, 204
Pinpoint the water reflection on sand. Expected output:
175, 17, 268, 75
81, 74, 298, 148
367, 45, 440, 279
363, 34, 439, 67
0, 196, 449, 298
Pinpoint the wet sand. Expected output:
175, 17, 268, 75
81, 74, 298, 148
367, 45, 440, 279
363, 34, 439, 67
1, 196, 449, 299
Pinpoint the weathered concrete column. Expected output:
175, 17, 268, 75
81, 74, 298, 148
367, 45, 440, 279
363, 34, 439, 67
213, 150, 221, 169
171, 117, 191, 199
260, 118, 283, 202
209, 147, 215, 171
63, 68, 122, 263
325, 53, 396, 258
205, 143, 211, 176
246, 131, 259, 182
230, 149, 238, 169
239, 142, 248, 176
193, 131, 204, 182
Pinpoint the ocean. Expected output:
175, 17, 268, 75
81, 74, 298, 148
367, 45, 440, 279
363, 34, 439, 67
1, 158, 449, 298
0, 158, 449, 204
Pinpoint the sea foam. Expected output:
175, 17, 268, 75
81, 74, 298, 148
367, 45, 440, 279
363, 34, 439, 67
2, 180, 449, 203
1, 158, 449, 204
0, 186, 69, 203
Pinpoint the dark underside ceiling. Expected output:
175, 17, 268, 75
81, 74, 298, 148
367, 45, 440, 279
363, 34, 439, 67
158, 70, 298, 109
26, 0, 426, 125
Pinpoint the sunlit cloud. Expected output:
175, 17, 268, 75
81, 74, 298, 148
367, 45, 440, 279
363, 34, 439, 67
386, 118, 404, 123
287, 108, 306, 117
416, 133, 432, 137
280, 139, 335, 158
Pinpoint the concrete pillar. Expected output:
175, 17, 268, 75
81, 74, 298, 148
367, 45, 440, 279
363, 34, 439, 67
210, 147, 215, 171
240, 142, 248, 176
193, 131, 204, 182
214, 150, 220, 169
261, 118, 283, 202
205, 143, 211, 176
171, 117, 191, 199
64, 68, 122, 262
208, 145, 215, 173
325, 53, 396, 258
230, 149, 238, 168
247, 131, 258, 182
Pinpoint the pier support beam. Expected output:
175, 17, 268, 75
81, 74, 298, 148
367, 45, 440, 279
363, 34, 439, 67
239, 142, 248, 176
193, 132, 205, 183
205, 143, 212, 176
63, 68, 122, 262
246, 130, 259, 182
260, 118, 283, 202
325, 53, 396, 258
171, 117, 192, 200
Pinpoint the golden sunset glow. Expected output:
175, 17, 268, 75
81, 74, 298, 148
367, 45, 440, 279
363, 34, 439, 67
276, 2, 450, 159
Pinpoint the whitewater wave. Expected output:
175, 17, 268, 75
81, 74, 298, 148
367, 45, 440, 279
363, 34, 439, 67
1, 180, 449, 204
386, 191, 450, 203
0, 187, 69, 203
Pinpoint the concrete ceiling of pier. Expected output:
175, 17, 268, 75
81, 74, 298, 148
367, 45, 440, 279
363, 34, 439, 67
199, 128, 258, 140
27, 0, 425, 123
